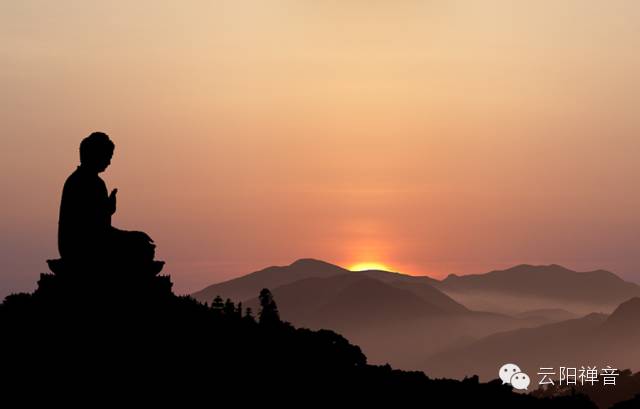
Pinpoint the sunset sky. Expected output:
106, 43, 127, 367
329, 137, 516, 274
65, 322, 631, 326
2, 1, 640, 298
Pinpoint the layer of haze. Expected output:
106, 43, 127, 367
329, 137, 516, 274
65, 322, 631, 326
2, 1, 639, 298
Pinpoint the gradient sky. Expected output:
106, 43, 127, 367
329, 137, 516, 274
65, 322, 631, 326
2, 1, 640, 298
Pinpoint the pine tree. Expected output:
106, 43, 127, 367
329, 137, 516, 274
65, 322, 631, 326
223, 298, 236, 316
244, 307, 256, 324
212, 295, 224, 313
258, 288, 280, 325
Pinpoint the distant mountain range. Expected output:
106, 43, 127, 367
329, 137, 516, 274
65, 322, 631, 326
423, 297, 640, 380
192, 258, 350, 303
432, 264, 640, 315
192, 259, 640, 372
194, 260, 640, 316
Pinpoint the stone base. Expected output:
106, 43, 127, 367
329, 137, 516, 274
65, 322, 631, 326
33, 258, 174, 305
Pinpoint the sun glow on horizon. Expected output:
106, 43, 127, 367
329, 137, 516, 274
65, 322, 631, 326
349, 262, 392, 272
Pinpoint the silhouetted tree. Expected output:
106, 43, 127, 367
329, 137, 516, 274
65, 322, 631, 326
212, 295, 224, 313
258, 288, 280, 325
244, 307, 255, 324
223, 298, 236, 316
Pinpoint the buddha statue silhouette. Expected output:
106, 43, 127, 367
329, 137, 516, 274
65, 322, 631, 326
49, 132, 163, 276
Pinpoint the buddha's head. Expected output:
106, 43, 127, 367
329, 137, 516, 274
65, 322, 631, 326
80, 132, 115, 173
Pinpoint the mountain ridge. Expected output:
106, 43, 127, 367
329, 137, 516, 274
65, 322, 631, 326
193, 260, 640, 314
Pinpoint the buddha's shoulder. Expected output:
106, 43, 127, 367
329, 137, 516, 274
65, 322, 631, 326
64, 168, 106, 190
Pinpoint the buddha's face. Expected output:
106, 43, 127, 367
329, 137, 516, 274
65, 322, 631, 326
84, 151, 113, 173
95, 153, 112, 173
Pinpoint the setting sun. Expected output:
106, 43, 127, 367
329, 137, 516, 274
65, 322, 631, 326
349, 262, 392, 272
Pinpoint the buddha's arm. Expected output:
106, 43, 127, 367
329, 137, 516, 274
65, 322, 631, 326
108, 188, 117, 215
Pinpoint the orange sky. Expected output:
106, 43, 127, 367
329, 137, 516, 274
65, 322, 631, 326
2, 1, 640, 298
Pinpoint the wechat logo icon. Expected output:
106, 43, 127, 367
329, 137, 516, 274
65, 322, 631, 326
499, 363, 530, 390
